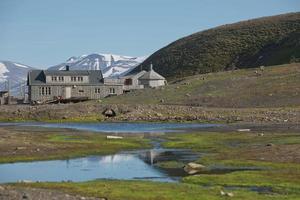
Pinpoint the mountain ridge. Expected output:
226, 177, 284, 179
48, 53, 146, 78
134, 12, 300, 79
0, 61, 34, 96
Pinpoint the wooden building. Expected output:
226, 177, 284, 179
27, 67, 123, 103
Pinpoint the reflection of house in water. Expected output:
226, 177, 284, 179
99, 154, 135, 164
139, 150, 164, 165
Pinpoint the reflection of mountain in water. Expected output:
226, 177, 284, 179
99, 154, 136, 164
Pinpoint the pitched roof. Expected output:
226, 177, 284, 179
27, 70, 103, 85
138, 69, 165, 80
122, 70, 147, 79
44, 70, 92, 76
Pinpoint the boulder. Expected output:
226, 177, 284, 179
102, 109, 116, 117
183, 162, 206, 174
227, 192, 234, 197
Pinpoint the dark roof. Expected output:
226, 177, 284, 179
44, 70, 92, 76
27, 70, 104, 85
121, 70, 146, 79
0, 91, 8, 95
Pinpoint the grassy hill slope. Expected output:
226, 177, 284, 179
103, 63, 300, 108
133, 12, 300, 79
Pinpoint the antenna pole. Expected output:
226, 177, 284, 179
7, 80, 10, 105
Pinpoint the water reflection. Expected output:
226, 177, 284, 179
0, 122, 215, 183
0, 122, 221, 134
0, 152, 175, 183
0, 148, 202, 184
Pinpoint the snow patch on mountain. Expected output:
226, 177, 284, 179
0, 63, 9, 82
0, 61, 34, 96
48, 53, 147, 77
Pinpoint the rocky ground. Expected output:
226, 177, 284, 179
0, 185, 104, 200
0, 102, 299, 124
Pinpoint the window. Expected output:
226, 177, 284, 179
78, 77, 83, 82
58, 76, 64, 82
109, 88, 115, 94
79, 90, 84, 93
71, 76, 76, 82
52, 76, 57, 82
124, 79, 132, 85
95, 88, 101, 94
39, 87, 51, 96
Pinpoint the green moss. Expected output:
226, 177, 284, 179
159, 130, 300, 198
0, 130, 150, 164
12, 180, 300, 200
183, 170, 300, 195
154, 160, 185, 169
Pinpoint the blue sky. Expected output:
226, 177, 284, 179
0, 0, 299, 68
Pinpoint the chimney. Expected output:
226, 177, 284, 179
66, 65, 70, 71
149, 63, 153, 71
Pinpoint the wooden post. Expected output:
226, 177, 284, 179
7, 80, 10, 105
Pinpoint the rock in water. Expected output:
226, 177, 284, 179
183, 162, 206, 174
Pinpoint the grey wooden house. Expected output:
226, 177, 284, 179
27, 67, 123, 103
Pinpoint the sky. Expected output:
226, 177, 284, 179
0, 0, 299, 68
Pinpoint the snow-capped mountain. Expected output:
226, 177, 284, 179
48, 53, 147, 77
0, 53, 145, 96
0, 61, 34, 96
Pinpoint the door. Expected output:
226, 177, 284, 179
65, 87, 71, 99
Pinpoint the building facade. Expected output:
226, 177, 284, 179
138, 64, 166, 88
27, 64, 166, 103
120, 64, 166, 91
27, 69, 123, 103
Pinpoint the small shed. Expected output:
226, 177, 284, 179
0, 91, 9, 105
138, 64, 166, 88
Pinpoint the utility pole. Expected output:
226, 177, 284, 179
7, 80, 10, 105
23, 81, 27, 103
19, 82, 23, 98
